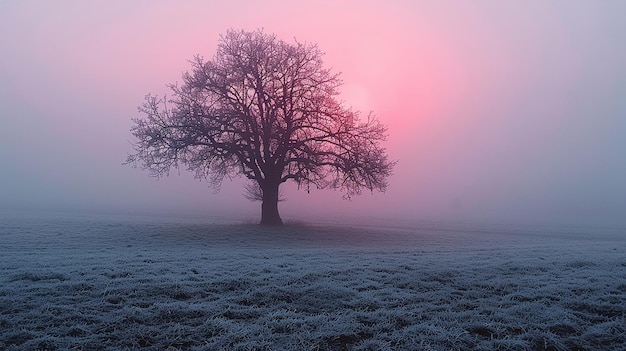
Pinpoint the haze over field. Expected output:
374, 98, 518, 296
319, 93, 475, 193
1, 1, 625, 226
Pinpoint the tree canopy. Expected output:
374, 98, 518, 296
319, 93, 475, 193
127, 29, 395, 225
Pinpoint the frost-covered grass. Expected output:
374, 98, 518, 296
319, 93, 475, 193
1, 213, 625, 350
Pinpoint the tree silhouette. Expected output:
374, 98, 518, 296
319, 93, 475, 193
126, 29, 395, 225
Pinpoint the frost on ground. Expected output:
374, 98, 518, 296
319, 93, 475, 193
0, 213, 625, 350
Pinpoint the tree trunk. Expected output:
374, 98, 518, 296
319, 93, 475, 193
260, 180, 282, 226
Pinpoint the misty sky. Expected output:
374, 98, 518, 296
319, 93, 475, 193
1, 1, 625, 226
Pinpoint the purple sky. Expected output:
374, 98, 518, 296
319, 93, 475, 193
1, 1, 625, 226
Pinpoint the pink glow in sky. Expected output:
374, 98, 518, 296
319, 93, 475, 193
1, 1, 625, 226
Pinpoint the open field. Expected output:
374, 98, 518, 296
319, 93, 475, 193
1, 212, 625, 350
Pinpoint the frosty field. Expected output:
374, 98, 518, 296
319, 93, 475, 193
1, 212, 624, 350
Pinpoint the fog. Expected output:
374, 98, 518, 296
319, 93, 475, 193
1, 1, 625, 227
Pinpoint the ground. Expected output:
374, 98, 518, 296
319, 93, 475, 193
1, 212, 625, 350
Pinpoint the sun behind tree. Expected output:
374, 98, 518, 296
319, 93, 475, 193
126, 29, 395, 225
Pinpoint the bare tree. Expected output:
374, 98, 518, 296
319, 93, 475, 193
126, 29, 395, 225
